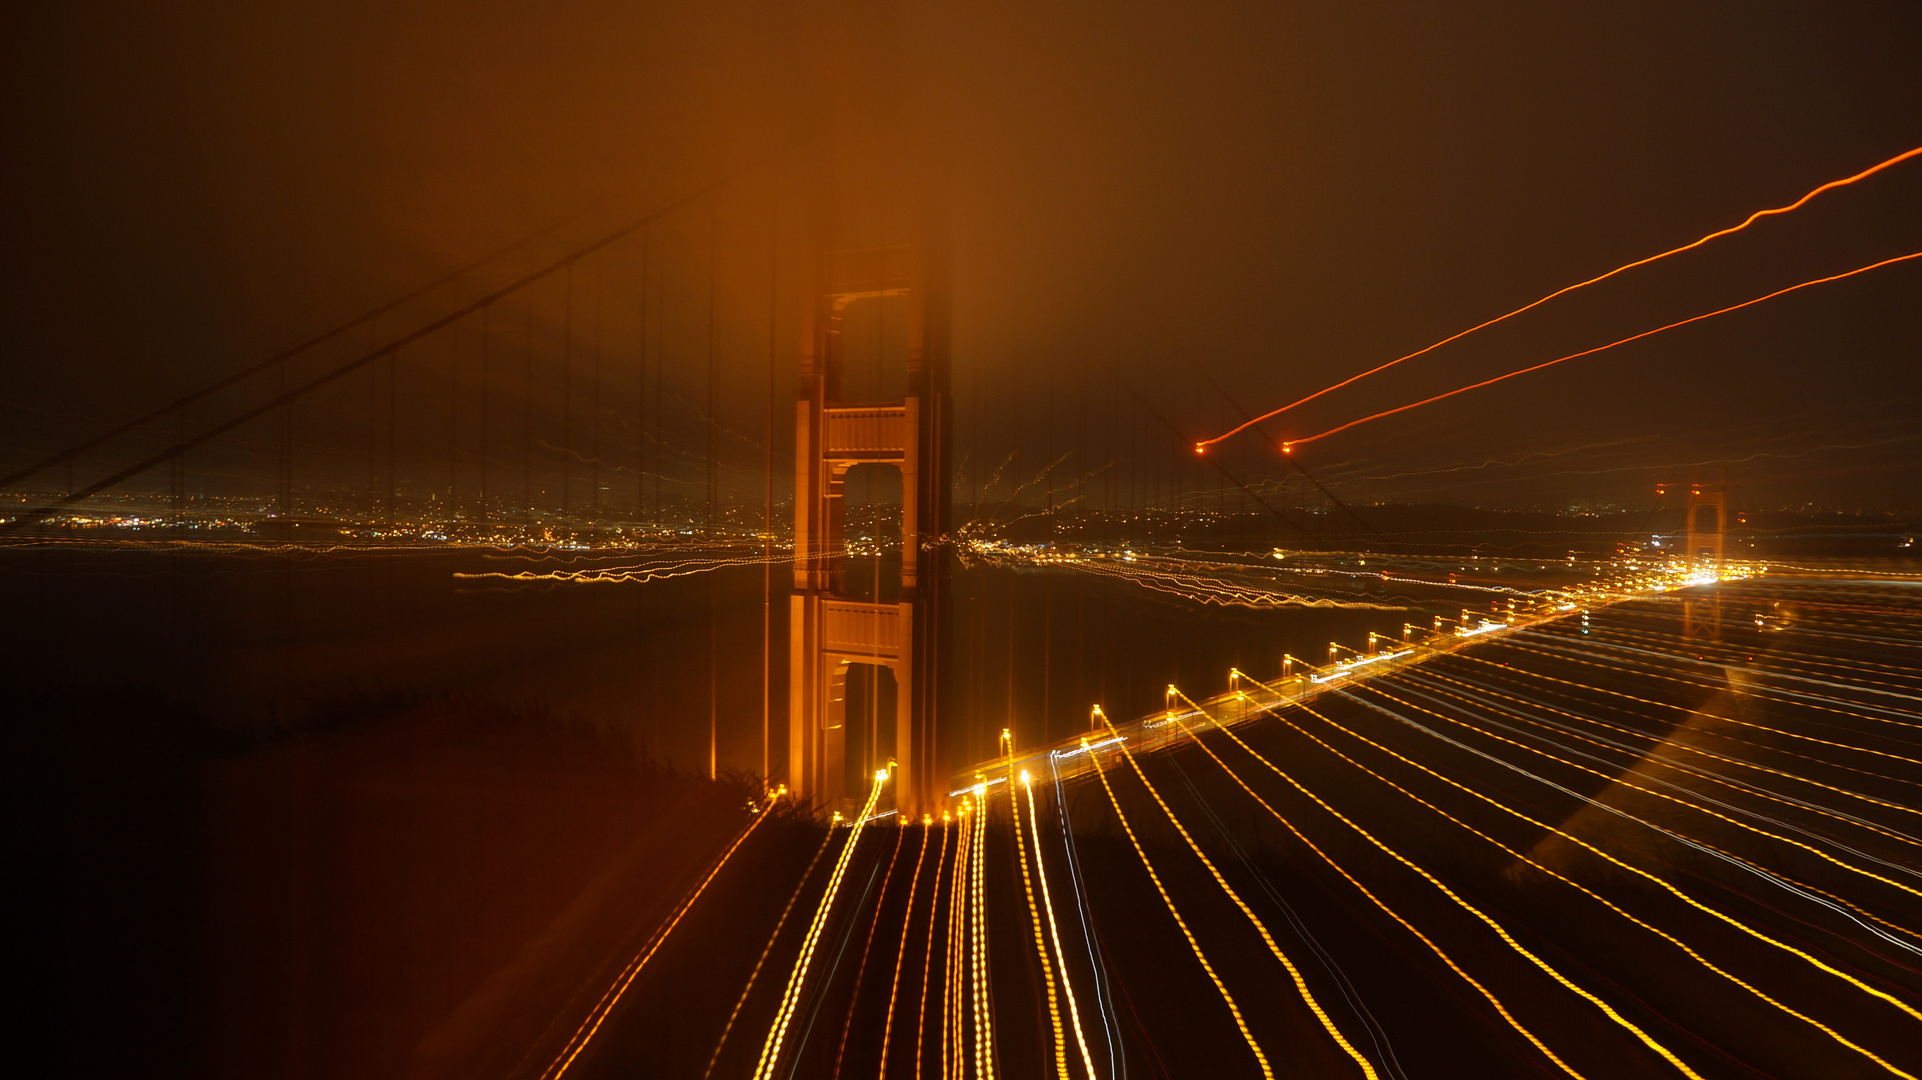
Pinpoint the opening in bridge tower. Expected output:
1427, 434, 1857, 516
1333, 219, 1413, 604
789, 241, 950, 817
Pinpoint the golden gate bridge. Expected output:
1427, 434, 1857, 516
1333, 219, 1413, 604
4, 138, 1920, 1079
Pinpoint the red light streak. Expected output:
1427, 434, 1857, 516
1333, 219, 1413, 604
1286, 252, 1921, 449
1197, 143, 1922, 452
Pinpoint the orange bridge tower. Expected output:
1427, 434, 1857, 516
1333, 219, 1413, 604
788, 241, 950, 816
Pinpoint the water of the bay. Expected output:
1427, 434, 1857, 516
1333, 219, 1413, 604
2, 544, 1440, 780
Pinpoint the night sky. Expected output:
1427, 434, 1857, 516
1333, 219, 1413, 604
4, 0, 1918, 513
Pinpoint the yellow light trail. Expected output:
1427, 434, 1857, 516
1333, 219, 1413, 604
543, 795, 775, 1080
1229, 688, 1917, 1077
946, 802, 972, 1080
1132, 699, 1588, 1078
1255, 679, 1922, 1025
454, 548, 794, 585
1582, 619, 1922, 695
1486, 641, 1922, 771
752, 769, 890, 1080
1041, 551, 1408, 610
1197, 143, 1922, 451
1022, 772, 1102, 1080
1095, 709, 1381, 1078
969, 786, 999, 1080
914, 816, 953, 1080
1383, 664, 1922, 949
1283, 252, 1922, 450
1084, 734, 1277, 1080
1560, 607, 1922, 699
1522, 631, 1922, 734
1451, 653, 1922, 804
1361, 679, 1922, 913
702, 822, 840, 1080
1415, 666, 1922, 853
1165, 692, 1702, 1078
878, 820, 933, 1080
1371, 672, 1922, 952
831, 824, 910, 1080
1727, 590, 1922, 626
1007, 745, 1071, 1080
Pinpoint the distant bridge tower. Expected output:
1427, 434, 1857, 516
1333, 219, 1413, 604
1682, 475, 1728, 648
789, 242, 950, 816
1685, 477, 1727, 570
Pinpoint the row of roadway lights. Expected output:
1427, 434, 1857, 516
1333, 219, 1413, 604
1246, 590, 1606, 700
1271, 562, 1736, 691
1104, 559, 1731, 757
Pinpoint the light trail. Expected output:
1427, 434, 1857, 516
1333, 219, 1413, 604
1083, 734, 1277, 1080
1491, 630, 1922, 757
1153, 747, 1413, 1080
1166, 692, 1702, 1078
1574, 617, 1922, 695
962, 557, 1745, 800
913, 817, 953, 1080
1283, 251, 1922, 449
1735, 589, 1922, 622
878, 821, 933, 1080
1007, 757, 1070, 1080
786, 854, 891, 1070
752, 770, 890, 1080
1362, 678, 1922, 939
1047, 752, 1126, 1079
1145, 699, 1589, 1078
830, 824, 909, 1080
1061, 554, 1407, 610
1094, 710, 1382, 1079
1495, 638, 1922, 766
1219, 689, 1917, 1076
969, 787, 998, 1080
1197, 143, 1922, 451
946, 802, 971, 1080
1521, 630, 1922, 728
1022, 773, 1102, 1080
543, 794, 775, 1080
454, 548, 794, 585
976, 542, 1533, 610
1390, 669, 1922, 954
1593, 598, 1922, 670
1311, 685, 1922, 1022
1380, 670, 1922, 892
1260, 630, 1922, 983
1453, 650, 1922, 809
702, 824, 841, 1080
1766, 619, 1922, 653
1413, 665, 1922, 852
1563, 612, 1922, 707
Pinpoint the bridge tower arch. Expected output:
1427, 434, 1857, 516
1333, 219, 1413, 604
1681, 474, 1730, 648
789, 242, 949, 816
1685, 478, 1727, 570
